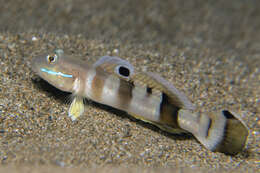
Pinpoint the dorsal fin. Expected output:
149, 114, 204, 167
131, 72, 195, 110
93, 56, 194, 110
93, 56, 134, 81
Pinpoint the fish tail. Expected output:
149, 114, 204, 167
177, 109, 248, 155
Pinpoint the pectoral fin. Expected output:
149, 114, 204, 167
68, 97, 85, 121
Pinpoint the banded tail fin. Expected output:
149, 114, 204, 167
178, 109, 248, 155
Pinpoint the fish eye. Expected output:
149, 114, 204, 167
118, 66, 130, 77
46, 54, 58, 64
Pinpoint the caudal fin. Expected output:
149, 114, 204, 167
178, 109, 248, 155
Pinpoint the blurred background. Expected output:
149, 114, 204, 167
1, 0, 259, 48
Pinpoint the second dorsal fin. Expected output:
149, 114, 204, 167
131, 72, 195, 110
93, 56, 194, 110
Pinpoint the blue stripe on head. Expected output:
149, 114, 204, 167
41, 68, 73, 78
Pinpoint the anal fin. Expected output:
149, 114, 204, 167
130, 113, 187, 134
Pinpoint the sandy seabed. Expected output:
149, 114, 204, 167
0, 0, 259, 172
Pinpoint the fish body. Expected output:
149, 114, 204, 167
32, 49, 248, 155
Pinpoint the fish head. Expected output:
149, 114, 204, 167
32, 49, 78, 92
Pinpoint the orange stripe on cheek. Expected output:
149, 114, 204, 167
91, 74, 105, 101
